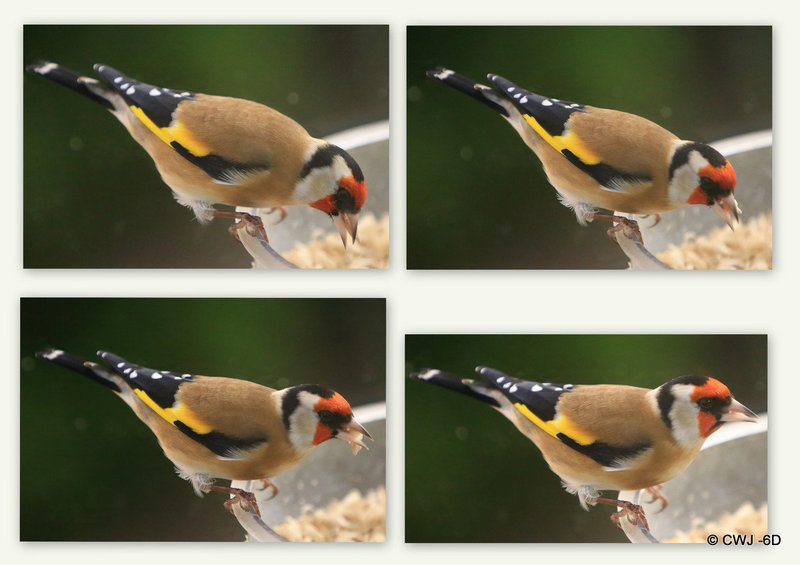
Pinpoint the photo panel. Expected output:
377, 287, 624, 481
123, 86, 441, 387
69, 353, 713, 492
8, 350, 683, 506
21, 298, 386, 541
24, 24, 389, 269
406, 334, 767, 542
407, 26, 771, 269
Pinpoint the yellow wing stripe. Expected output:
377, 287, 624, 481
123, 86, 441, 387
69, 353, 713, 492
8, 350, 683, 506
514, 402, 595, 446
522, 114, 602, 165
133, 389, 213, 435
130, 106, 212, 157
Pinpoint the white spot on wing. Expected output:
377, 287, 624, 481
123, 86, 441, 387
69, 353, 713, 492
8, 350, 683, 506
520, 96, 528, 104
114, 76, 123, 83
151, 372, 162, 379
433, 68, 454, 80
531, 384, 543, 392
126, 85, 135, 95
509, 385, 518, 393
542, 99, 553, 106
149, 88, 161, 96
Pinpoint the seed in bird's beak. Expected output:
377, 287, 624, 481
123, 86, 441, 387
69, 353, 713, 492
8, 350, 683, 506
712, 193, 741, 230
332, 211, 360, 247
335, 417, 373, 455
719, 398, 759, 423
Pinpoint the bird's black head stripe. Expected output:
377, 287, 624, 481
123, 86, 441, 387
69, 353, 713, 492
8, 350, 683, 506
281, 384, 337, 430
299, 145, 364, 183
669, 142, 727, 180
657, 375, 709, 429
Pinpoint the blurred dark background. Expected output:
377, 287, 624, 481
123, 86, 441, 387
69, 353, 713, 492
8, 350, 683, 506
405, 334, 767, 542
20, 298, 385, 540
24, 25, 389, 268
407, 26, 772, 269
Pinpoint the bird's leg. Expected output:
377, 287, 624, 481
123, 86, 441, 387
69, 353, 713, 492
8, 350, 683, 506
644, 484, 668, 513
594, 496, 650, 531
212, 210, 269, 242
255, 477, 280, 501
206, 485, 261, 517
264, 206, 288, 224
589, 213, 644, 245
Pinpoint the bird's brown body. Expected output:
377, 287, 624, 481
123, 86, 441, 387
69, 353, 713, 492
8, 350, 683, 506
117, 94, 315, 211
129, 376, 309, 481
507, 384, 702, 491
523, 108, 683, 215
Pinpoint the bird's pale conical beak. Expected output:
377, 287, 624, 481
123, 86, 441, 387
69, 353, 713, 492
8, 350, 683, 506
712, 193, 741, 230
720, 398, 759, 423
332, 211, 360, 247
336, 417, 373, 453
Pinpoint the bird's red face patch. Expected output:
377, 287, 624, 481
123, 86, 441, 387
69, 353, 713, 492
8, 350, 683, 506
312, 392, 353, 445
310, 193, 336, 214
339, 176, 367, 210
689, 161, 737, 206
690, 377, 731, 403
309, 176, 366, 215
691, 377, 732, 438
701, 161, 737, 191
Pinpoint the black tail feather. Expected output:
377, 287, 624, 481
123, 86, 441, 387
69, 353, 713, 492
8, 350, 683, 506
26, 61, 114, 110
36, 348, 121, 392
426, 67, 509, 117
411, 368, 500, 408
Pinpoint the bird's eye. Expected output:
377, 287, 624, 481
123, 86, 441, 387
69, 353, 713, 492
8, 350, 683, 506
334, 186, 357, 214
318, 410, 336, 425
698, 398, 714, 411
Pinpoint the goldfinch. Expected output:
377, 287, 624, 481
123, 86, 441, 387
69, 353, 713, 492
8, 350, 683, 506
26, 62, 367, 245
36, 348, 371, 517
427, 68, 739, 239
411, 366, 757, 530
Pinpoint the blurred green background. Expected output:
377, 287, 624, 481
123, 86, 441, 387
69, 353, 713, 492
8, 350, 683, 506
407, 26, 772, 269
405, 334, 767, 542
24, 25, 389, 268
20, 298, 385, 541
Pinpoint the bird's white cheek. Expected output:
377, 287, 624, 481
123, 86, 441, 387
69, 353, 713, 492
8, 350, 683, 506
668, 164, 699, 205
669, 403, 703, 448
668, 149, 709, 205
286, 409, 319, 451
293, 172, 330, 205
